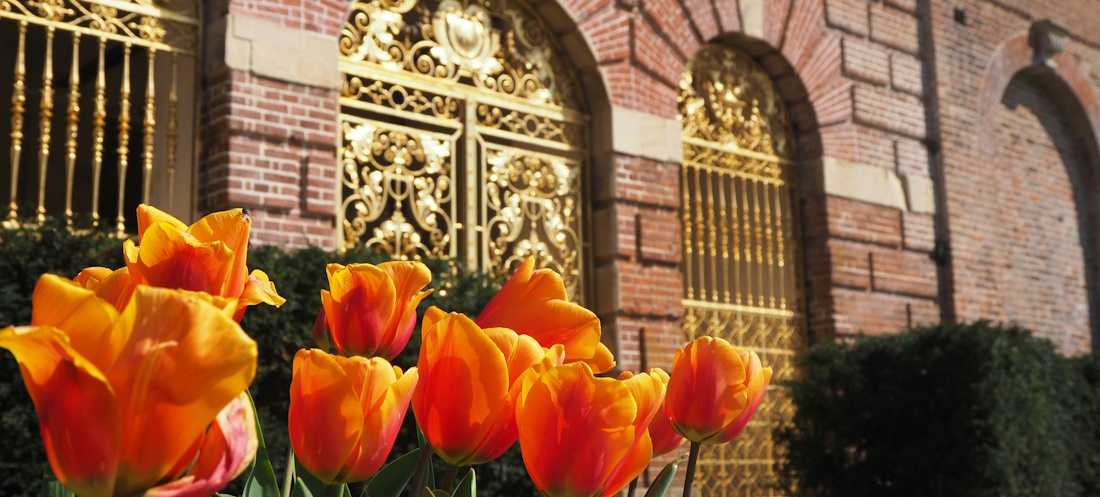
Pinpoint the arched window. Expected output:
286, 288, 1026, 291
0, 0, 201, 233
679, 44, 805, 496
337, 0, 589, 300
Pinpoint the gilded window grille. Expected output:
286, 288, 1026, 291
337, 0, 589, 301
1, 0, 200, 235
679, 44, 807, 497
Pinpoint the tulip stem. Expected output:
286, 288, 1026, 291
627, 477, 638, 497
682, 442, 701, 497
441, 464, 459, 493
409, 447, 433, 497
324, 484, 344, 497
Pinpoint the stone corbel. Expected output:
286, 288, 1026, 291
1029, 19, 1069, 68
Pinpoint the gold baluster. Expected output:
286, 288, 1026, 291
706, 167, 718, 302
115, 43, 132, 237
91, 37, 107, 228
731, 174, 741, 306
5, 21, 28, 229
681, 165, 694, 300
764, 180, 775, 309
718, 170, 730, 304
775, 183, 787, 310
64, 32, 81, 228
36, 26, 56, 225
167, 52, 179, 211
142, 48, 156, 204
693, 167, 706, 300
753, 179, 764, 307
741, 177, 752, 307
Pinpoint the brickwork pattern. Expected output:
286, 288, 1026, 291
929, 0, 1100, 355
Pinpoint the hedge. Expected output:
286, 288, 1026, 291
776, 321, 1100, 497
0, 220, 537, 497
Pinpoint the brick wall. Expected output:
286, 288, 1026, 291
929, 0, 1100, 355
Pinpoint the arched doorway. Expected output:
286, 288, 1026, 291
336, 0, 589, 301
679, 43, 806, 496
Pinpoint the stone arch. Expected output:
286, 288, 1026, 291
971, 30, 1100, 351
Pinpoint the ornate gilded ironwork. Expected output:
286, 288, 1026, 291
679, 44, 805, 497
338, 0, 589, 299
1, 0, 200, 231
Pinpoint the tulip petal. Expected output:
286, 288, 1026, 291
290, 349, 365, 484
238, 270, 286, 311
378, 261, 432, 360
74, 266, 114, 289
30, 274, 122, 370
324, 264, 398, 358
92, 268, 137, 312
588, 342, 616, 374
666, 337, 750, 444
127, 223, 235, 295
136, 204, 187, 240
517, 363, 637, 497
483, 328, 545, 386
599, 432, 653, 497
344, 361, 418, 483
602, 370, 664, 494
413, 310, 511, 466
186, 208, 251, 297
107, 287, 258, 494
712, 367, 773, 444
0, 326, 121, 497
143, 393, 259, 497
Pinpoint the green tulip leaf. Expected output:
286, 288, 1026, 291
38, 480, 73, 497
451, 469, 475, 497
242, 391, 281, 497
291, 478, 314, 497
642, 454, 688, 497
366, 448, 423, 497
293, 456, 327, 497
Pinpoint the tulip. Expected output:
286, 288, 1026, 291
122, 204, 285, 319
665, 336, 773, 445
413, 308, 564, 466
477, 257, 615, 372
516, 363, 665, 497
0, 276, 259, 497
72, 266, 135, 311
320, 262, 432, 360
620, 368, 685, 456
289, 349, 418, 485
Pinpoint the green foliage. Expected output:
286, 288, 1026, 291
776, 321, 1099, 497
0, 221, 537, 497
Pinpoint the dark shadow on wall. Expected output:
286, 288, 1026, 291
1000, 68, 1100, 351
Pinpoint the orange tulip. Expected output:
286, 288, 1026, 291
0, 275, 259, 497
665, 336, 773, 444
477, 257, 615, 372
620, 368, 685, 456
413, 308, 564, 465
121, 204, 285, 319
320, 262, 432, 359
289, 349, 418, 485
516, 363, 665, 497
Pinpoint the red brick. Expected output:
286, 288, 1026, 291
853, 84, 927, 139
870, 247, 938, 297
842, 36, 890, 85
890, 51, 924, 96
824, 0, 869, 36
638, 208, 682, 264
870, 3, 920, 54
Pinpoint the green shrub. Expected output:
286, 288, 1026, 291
0, 221, 537, 497
775, 321, 1094, 497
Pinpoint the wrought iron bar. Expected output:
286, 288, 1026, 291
64, 32, 81, 228
36, 26, 56, 225
775, 184, 787, 310
115, 43, 132, 237
167, 52, 179, 211
91, 36, 107, 228
5, 21, 28, 229
764, 181, 774, 308
142, 48, 156, 204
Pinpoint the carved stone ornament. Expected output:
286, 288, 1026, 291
1029, 19, 1069, 67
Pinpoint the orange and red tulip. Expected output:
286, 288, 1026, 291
516, 363, 665, 497
121, 204, 285, 319
413, 308, 564, 466
0, 275, 259, 497
477, 257, 615, 372
320, 262, 432, 360
665, 336, 773, 444
289, 348, 418, 485
620, 368, 685, 456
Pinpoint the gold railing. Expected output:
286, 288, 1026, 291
1, 0, 199, 235
679, 44, 806, 496
336, 0, 589, 301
